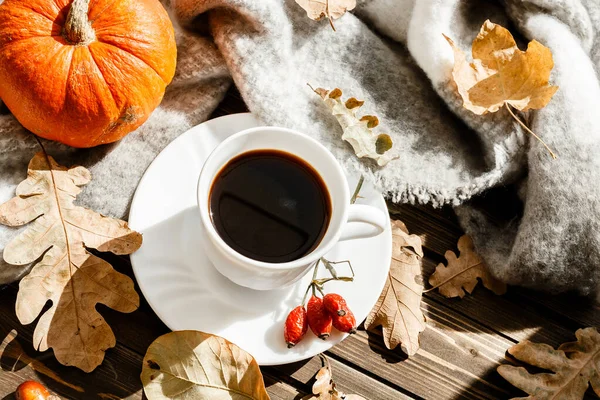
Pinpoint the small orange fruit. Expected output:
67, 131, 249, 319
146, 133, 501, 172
15, 381, 50, 400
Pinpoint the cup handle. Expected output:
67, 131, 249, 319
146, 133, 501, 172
339, 204, 387, 241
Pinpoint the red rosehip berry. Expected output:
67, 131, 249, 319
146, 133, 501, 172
284, 305, 308, 348
323, 293, 349, 316
332, 308, 357, 334
307, 295, 332, 339
324, 293, 357, 334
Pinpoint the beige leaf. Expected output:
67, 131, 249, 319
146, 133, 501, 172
498, 327, 600, 399
295, 0, 356, 30
312, 86, 396, 166
364, 219, 426, 356
141, 330, 270, 400
302, 355, 366, 400
428, 235, 506, 298
312, 364, 333, 397
0, 152, 141, 372
445, 20, 558, 115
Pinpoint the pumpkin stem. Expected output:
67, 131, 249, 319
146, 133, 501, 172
63, 0, 95, 45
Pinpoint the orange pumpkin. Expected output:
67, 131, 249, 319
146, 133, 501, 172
0, 0, 177, 148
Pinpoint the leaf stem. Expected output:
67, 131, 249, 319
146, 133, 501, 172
505, 104, 556, 159
315, 284, 325, 297
326, 0, 336, 31
322, 258, 338, 279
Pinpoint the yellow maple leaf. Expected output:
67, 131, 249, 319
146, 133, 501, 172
445, 20, 559, 158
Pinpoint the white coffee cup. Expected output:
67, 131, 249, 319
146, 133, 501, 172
197, 126, 387, 290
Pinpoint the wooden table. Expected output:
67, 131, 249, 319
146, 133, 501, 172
1, 88, 599, 400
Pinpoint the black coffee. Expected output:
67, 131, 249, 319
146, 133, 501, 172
209, 149, 331, 263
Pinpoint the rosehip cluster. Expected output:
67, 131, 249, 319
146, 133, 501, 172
284, 258, 356, 348
285, 293, 356, 348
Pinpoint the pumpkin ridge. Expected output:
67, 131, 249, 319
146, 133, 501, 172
96, 40, 168, 84
17, 1, 62, 25
85, 43, 162, 147
53, 45, 75, 113
83, 46, 123, 146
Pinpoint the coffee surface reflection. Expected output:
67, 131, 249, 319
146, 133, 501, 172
209, 150, 331, 263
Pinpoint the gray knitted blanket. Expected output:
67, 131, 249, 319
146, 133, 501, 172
1, 0, 599, 298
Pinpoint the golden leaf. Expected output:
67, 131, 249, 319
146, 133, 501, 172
364, 219, 425, 356
427, 235, 506, 298
295, 0, 356, 31
498, 327, 600, 399
302, 355, 366, 400
445, 20, 558, 158
312, 86, 396, 166
0, 152, 141, 372
141, 330, 270, 400
445, 20, 558, 115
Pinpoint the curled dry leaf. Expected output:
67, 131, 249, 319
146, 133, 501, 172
312, 86, 396, 166
445, 20, 558, 115
364, 219, 426, 356
141, 330, 270, 400
428, 235, 506, 298
295, 0, 356, 30
498, 327, 600, 399
445, 20, 558, 158
303, 355, 366, 400
0, 152, 141, 372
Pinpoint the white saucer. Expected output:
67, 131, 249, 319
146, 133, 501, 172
129, 113, 392, 365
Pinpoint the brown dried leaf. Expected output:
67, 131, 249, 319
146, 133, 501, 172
312, 86, 396, 166
302, 355, 366, 400
312, 363, 333, 397
141, 330, 270, 400
0, 152, 141, 372
364, 220, 426, 356
428, 235, 506, 298
445, 20, 558, 115
295, 0, 356, 30
498, 327, 600, 399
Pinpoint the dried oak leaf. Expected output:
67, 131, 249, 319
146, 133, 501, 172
141, 330, 270, 400
0, 152, 141, 372
365, 219, 426, 356
295, 0, 356, 30
428, 235, 506, 298
313, 87, 396, 166
445, 20, 558, 115
498, 327, 600, 399
302, 355, 366, 400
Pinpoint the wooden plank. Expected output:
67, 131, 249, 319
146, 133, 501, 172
388, 204, 462, 258
263, 373, 308, 400
0, 326, 145, 399
511, 289, 600, 329
324, 297, 525, 400
0, 284, 146, 399
389, 204, 600, 343
265, 355, 414, 400
0, 286, 311, 400
421, 257, 588, 346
